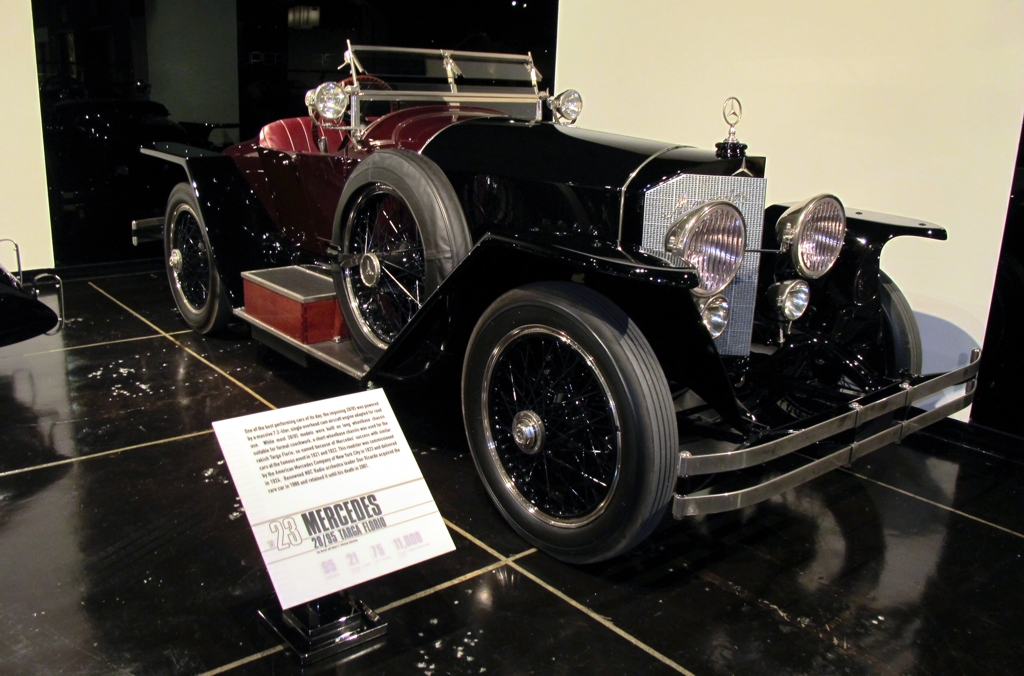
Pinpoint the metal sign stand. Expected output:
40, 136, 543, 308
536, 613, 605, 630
258, 591, 387, 665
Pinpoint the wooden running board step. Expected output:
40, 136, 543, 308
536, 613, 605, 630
233, 266, 368, 379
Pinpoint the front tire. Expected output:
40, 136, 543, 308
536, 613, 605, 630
163, 183, 231, 334
462, 282, 678, 563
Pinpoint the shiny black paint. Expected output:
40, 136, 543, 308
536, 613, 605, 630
753, 204, 947, 379
144, 143, 313, 305
367, 234, 690, 373
620, 148, 766, 247
0, 274, 59, 347
422, 120, 670, 243
157, 120, 948, 437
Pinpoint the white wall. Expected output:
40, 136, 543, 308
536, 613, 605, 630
557, 0, 1024, 415
145, 0, 238, 126
0, 0, 54, 272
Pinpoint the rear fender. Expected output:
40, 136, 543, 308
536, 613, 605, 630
141, 143, 305, 305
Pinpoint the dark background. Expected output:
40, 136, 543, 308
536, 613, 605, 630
30, 0, 558, 269
27, 0, 1024, 440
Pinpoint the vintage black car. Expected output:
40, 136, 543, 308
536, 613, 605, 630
141, 44, 978, 563
0, 240, 63, 347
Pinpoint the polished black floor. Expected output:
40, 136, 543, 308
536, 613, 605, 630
2, 271, 1022, 675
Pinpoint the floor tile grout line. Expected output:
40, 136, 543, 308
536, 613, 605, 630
374, 559, 508, 614
88, 282, 278, 410
0, 331, 191, 360
373, 544, 537, 615
506, 559, 696, 676
0, 430, 214, 478
442, 518, 507, 560
200, 548, 535, 674
843, 467, 1024, 540
441, 518, 694, 675
196, 646, 284, 676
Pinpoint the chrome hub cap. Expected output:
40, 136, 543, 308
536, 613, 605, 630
359, 252, 381, 288
169, 249, 183, 274
511, 410, 545, 455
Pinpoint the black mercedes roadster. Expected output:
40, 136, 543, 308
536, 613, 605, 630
140, 44, 978, 562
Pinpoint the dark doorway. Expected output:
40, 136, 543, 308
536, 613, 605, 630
970, 114, 1024, 441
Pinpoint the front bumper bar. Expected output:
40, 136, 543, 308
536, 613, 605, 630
672, 348, 980, 518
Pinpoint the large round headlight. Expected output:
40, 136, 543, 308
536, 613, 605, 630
775, 194, 846, 278
664, 201, 746, 297
313, 82, 348, 122
549, 89, 583, 124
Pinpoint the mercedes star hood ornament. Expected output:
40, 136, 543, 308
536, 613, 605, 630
716, 96, 748, 160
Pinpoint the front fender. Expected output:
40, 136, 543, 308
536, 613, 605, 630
368, 234, 752, 430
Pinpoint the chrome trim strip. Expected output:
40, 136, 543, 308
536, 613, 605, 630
616, 145, 684, 244
131, 217, 164, 247
673, 446, 851, 517
33, 273, 65, 335
354, 91, 544, 104
677, 354, 981, 477
233, 308, 369, 379
349, 45, 533, 63
672, 389, 975, 517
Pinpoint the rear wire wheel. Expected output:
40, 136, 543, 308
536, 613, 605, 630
462, 282, 678, 563
163, 183, 231, 334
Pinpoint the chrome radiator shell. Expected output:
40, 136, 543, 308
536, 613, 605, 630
641, 174, 767, 356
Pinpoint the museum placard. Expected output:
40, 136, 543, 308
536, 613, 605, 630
212, 389, 455, 609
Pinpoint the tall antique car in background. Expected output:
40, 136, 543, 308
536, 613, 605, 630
140, 44, 979, 563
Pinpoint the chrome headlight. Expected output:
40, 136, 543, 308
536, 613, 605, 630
699, 295, 730, 339
313, 82, 348, 122
664, 201, 746, 297
767, 279, 810, 320
776, 194, 846, 278
549, 89, 583, 124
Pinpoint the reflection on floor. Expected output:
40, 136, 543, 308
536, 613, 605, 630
1, 271, 1022, 675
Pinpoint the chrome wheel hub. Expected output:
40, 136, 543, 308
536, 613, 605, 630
169, 249, 183, 274
511, 410, 544, 455
359, 252, 381, 288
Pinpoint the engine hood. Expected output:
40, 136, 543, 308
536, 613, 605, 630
421, 118, 764, 246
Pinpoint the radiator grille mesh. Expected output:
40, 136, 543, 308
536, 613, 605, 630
641, 175, 767, 356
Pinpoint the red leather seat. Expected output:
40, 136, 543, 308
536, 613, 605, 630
258, 117, 346, 153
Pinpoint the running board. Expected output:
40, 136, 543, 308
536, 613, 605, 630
232, 265, 368, 380
234, 308, 369, 379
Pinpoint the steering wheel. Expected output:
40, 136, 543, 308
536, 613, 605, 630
341, 74, 397, 115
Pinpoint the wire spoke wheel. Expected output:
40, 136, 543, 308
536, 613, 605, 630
162, 183, 231, 335
463, 282, 677, 563
343, 185, 426, 349
169, 205, 211, 314
483, 326, 621, 524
